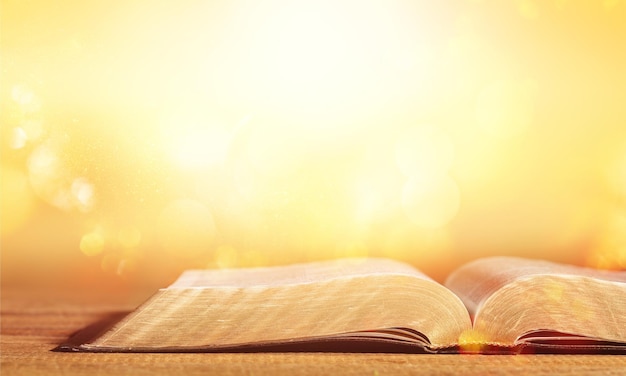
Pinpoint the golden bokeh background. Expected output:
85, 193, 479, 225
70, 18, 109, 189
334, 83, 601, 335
2, 0, 626, 289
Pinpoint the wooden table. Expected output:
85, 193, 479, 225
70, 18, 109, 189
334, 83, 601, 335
2, 286, 625, 375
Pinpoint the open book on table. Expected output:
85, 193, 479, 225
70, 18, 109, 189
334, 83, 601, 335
60, 257, 626, 354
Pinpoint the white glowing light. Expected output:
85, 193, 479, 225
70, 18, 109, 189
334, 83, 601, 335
11, 127, 27, 149
206, 0, 430, 119
476, 79, 537, 140
162, 115, 233, 171
27, 140, 97, 212
401, 174, 461, 229
21, 120, 45, 141
27, 143, 59, 176
174, 129, 231, 170
11, 84, 34, 105
71, 177, 95, 212
395, 124, 455, 179
27, 141, 73, 211
244, 124, 300, 178
352, 167, 402, 225
354, 184, 386, 224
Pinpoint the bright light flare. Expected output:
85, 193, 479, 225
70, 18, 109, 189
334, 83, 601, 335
352, 174, 400, 225
11, 85, 35, 105
27, 139, 96, 212
476, 79, 537, 140
396, 124, 455, 179
206, 0, 433, 118
395, 124, 460, 228
10, 127, 27, 149
171, 128, 231, 171
402, 174, 461, 229
161, 116, 233, 171
71, 177, 95, 212
4, 0, 626, 284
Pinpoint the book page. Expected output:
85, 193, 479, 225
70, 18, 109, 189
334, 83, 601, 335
84, 258, 471, 351
445, 257, 626, 316
445, 257, 626, 347
169, 258, 433, 288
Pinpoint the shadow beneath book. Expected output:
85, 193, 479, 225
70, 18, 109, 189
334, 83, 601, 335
53, 311, 130, 353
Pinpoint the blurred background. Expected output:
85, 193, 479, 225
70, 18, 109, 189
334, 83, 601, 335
2, 0, 626, 290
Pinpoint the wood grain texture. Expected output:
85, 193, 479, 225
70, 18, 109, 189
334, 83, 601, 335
2, 286, 626, 376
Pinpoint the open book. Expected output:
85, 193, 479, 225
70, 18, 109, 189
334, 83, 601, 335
60, 257, 626, 354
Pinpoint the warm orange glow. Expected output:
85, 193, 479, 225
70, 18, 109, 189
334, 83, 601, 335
458, 329, 490, 354
1, 166, 36, 236
2, 1, 626, 287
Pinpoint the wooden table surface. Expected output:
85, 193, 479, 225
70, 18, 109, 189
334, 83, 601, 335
2, 286, 626, 376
